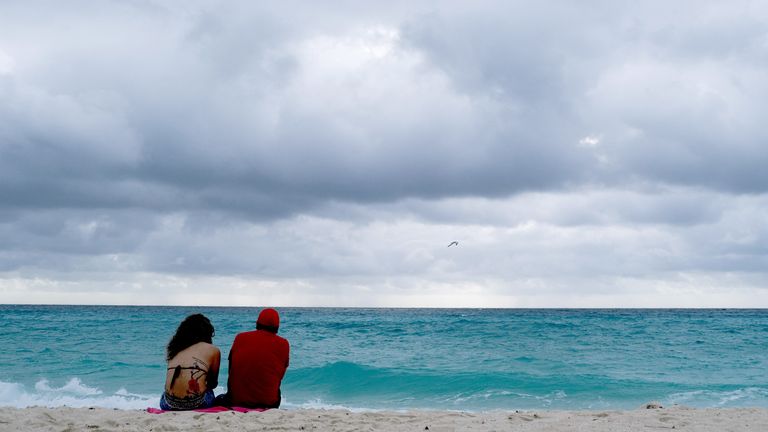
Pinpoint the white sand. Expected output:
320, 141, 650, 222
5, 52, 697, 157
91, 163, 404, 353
1, 406, 767, 432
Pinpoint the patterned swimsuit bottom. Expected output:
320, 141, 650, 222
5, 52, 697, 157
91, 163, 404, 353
160, 389, 216, 410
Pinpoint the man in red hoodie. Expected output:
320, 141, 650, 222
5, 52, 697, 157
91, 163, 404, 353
219, 308, 290, 408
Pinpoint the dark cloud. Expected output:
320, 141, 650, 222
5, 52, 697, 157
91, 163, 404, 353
4, 0, 764, 219
1, 1, 767, 305
2, 0, 596, 219
402, 2, 768, 193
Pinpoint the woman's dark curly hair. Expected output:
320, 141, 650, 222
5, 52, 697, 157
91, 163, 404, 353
166, 314, 215, 361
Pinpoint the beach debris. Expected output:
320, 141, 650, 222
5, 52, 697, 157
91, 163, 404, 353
642, 401, 664, 409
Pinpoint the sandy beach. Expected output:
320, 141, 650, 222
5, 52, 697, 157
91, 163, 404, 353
1, 406, 767, 432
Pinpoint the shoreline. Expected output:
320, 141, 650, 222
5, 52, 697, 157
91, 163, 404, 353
2, 406, 767, 431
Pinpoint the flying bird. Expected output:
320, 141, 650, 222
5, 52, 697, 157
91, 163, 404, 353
447, 241, 459, 247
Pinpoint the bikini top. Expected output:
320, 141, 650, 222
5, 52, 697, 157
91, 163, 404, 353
167, 364, 208, 389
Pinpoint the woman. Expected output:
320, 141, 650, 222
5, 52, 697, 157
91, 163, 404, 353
161, 314, 221, 410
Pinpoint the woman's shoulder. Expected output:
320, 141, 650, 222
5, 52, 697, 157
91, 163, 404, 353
191, 341, 220, 354
170, 342, 219, 361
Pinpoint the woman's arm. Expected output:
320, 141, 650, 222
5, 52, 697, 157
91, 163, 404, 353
208, 348, 221, 390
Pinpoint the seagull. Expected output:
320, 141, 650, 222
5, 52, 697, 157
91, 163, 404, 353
447, 241, 459, 247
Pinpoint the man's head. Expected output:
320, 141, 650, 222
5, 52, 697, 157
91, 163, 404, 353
256, 308, 280, 333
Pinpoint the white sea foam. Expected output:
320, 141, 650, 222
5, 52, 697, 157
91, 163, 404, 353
282, 398, 375, 412
0, 378, 157, 409
35, 378, 102, 396
439, 389, 568, 407
667, 387, 768, 408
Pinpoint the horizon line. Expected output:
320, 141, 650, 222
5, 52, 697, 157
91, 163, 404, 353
2, 303, 764, 310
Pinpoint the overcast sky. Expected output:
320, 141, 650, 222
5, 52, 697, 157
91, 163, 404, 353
1, 0, 767, 307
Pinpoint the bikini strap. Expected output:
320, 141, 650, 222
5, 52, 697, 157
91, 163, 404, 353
169, 365, 182, 388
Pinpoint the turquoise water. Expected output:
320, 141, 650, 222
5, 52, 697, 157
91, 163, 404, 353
0, 306, 766, 411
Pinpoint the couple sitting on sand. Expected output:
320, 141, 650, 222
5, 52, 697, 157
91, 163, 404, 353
160, 308, 290, 411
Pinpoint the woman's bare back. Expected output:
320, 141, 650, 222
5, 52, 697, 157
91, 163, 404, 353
165, 342, 220, 398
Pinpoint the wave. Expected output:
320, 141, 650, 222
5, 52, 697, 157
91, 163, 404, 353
283, 361, 603, 410
282, 361, 768, 410
667, 387, 768, 408
0, 378, 157, 409
2, 369, 767, 411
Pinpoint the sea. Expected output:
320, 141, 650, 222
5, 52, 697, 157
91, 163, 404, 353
0, 306, 766, 411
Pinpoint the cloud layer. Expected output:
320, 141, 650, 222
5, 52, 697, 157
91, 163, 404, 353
1, 0, 766, 306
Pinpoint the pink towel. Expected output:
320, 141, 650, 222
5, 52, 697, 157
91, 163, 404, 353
147, 406, 267, 414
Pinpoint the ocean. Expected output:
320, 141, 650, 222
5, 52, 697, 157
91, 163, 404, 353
0, 306, 766, 411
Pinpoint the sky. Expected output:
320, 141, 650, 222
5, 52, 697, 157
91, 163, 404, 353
1, 0, 767, 307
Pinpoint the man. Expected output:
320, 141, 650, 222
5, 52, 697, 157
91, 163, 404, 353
222, 308, 290, 408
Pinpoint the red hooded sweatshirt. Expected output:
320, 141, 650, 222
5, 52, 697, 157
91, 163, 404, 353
227, 328, 289, 407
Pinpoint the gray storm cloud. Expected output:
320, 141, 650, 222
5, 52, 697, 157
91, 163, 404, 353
0, 0, 766, 306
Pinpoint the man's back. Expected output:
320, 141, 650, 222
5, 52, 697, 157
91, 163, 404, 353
227, 329, 290, 408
